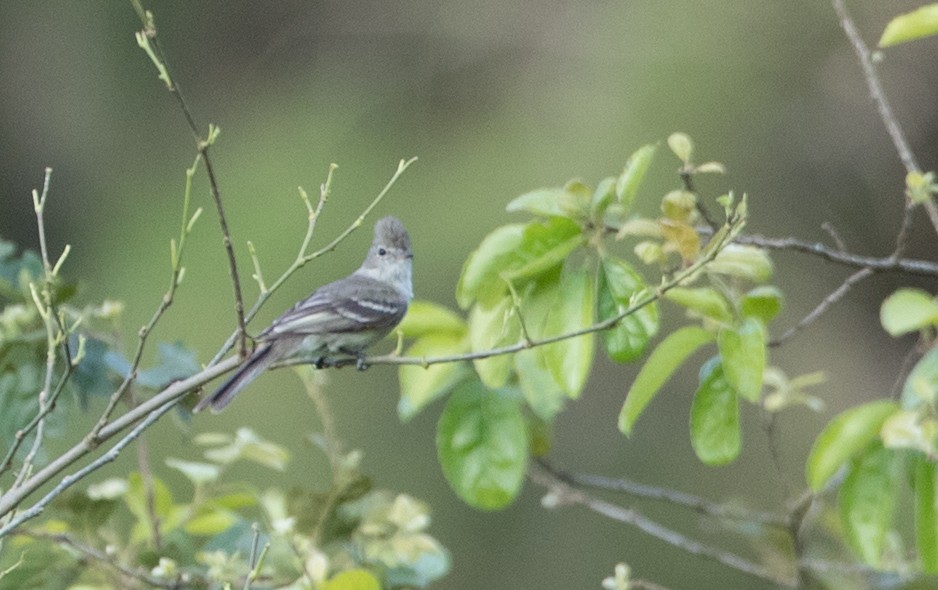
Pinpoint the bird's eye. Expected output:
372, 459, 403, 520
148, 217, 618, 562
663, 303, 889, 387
378, 247, 387, 256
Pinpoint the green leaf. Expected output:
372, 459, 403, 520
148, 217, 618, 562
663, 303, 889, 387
456, 224, 525, 309
667, 132, 693, 163
201, 427, 290, 470
506, 185, 589, 220
436, 381, 527, 510
165, 458, 220, 486
322, 569, 382, 590
616, 144, 657, 211
707, 244, 773, 282
469, 296, 520, 388
515, 349, 565, 421
879, 4, 938, 47
718, 318, 766, 403
902, 348, 938, 407
540, 268, 595, 398
457, 220, 583, 309
597, 256, 658, 362
500, 217, 583, 283
590, 176, 617, 218
740, 286, 784, 324
915, 456, 938, 573
184, 509, 238, 536
500, 234, 585, 282
805, 400, 899, 491
665, 287, 734, 325
619, 326, 714, 436
398, 334, 470, 421
690, 358, 741, 465
839, 444, 902, 567
881, 288, 938, 337
397, 300, 467, 338
661, 190, 697, 223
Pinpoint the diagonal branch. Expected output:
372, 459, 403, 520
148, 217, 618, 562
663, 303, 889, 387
540, 460, 788, 528
527, 463, 798, 588
831, 0, 938, 237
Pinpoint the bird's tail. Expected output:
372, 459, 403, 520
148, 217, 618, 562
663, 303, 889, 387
195, 343, 276, 413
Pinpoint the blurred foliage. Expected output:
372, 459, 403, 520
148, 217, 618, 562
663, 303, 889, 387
1, 427, 449, 589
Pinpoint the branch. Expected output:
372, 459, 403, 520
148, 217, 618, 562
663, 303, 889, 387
770, 267, 874, 347
133, 4, 248, 354
539, 460, 788, 529
831, 0, 938, 237
0, 356, 238, 526
724, 232, 938, 277
527, 463, 798, 588
90, 156, 201, 440
831, 0, 918, 174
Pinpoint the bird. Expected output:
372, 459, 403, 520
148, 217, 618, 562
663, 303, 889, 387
195, 216, 413, 413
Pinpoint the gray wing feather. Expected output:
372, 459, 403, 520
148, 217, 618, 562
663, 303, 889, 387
260, 275, 406, 339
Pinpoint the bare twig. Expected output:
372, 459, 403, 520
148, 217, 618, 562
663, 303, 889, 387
721, 232, 938, 277
540, 460, 787, 528
6, 169, 69, 491
770, 267, 874, 346
210, 158, 413, 367
89, 156, 202, 440
831, 0, 938, 236
831, 0, 918, 174
528, 463, 797, 587
132, 4, 248, 354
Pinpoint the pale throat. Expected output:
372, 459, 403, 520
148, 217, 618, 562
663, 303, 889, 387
360, 260, 413, 300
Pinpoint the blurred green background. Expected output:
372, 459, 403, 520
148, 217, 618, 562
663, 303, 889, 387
2, 1, 937, 588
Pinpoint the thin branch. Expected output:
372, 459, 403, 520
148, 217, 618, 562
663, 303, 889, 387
831, 0, 918, 174
0, 356, 239, 524
0, 363, 72, 476
89, 157, 201, 439
831, 0, 938, 237
679, 166, 719, 231
210, 158, 414, 367
540, 460, 787, 528
0, 373, 186, 537
131, 387, 163, 551
7, 169, 66, 490
723, 232, 938, 277
770, 267, 874, 347
303, 214, 742, 372
133, 6, 248, 354
528, 463, 797, 588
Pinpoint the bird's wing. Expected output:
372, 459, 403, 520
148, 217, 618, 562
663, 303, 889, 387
259, 275, 407, 339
